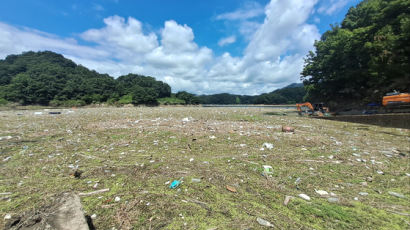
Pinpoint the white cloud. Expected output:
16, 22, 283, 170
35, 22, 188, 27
318, 0, 350, 15
245, 0, 319, 61
218, 36, 236, 47
216, 2, 264, 40
81, 16, 158, 60
238, 20, 262, 40
0, 22, 108, 60
160, 20, 197, 52
216, 2, 264, 21
0, 0, 321, 95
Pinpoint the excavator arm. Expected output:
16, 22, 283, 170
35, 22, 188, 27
296, 102, 328, 116
296, 102, 314, 113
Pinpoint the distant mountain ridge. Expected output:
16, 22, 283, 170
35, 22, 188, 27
282, 83, 303, 89
198, 83, 306, 104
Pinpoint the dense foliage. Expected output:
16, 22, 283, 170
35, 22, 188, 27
0, 51, 171, 106
253, 83, 305, 104
302, 0, 410, 109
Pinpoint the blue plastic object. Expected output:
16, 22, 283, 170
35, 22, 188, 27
169, 180, 181, 189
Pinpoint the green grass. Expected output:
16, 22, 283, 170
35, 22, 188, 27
157, 97, 185, 105
0, 107, 409, 229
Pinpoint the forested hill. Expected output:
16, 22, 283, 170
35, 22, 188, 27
302, 0, 410, 109
198, 84, 306, 104
0, 51, 171, 106
0, 51, 306, 106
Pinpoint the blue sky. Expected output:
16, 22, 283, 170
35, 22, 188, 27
0, 0, 361, 95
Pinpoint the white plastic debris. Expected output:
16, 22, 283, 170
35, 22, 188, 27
0, 136, 12, 141
182, 117, 190, 122
4, 214, 12, 220
298, 194, 311, 201
328, 197, 339, 203
295, 177, 301, 184
315, 190, 329, 196
114, 196, 121, 202
91, 214, 97, 219
3, 156, 11, 162
209, 135, 216, 139
256, 217, 274, 227
388, 191, 405, 198
377, 170, 384, 175
263, 143, 274, 149
34, 112, 43, 115
262, 165, 273, 175
189, 158, 194, 162
239, 144, 247, 147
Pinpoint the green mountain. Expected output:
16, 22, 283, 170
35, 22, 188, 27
0, 51, 170, 106
198, 83, 306, 104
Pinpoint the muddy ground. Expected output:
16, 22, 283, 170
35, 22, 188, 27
318, 114, 410, 129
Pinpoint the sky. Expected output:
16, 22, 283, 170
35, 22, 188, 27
0, 0, 361, 95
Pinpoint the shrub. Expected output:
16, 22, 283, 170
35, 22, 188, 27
158, 97, 185, 105
118, 95, 133, 105
0, 98, 9, 105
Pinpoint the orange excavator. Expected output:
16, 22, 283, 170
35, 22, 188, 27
382, 91, 410, 112
296, 102, 329, 116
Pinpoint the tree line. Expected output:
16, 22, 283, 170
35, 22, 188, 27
0, 51, 305, 106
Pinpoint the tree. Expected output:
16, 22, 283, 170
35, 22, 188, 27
302, 0, 410, 110
176, 91, 200, 105
116, 74, 171, 98
235, 96, 241, 104
131, 86, 158, 105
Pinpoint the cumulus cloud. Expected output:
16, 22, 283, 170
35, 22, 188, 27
0, 0, 321, 95
160, 20, 197, 52
218, 36, 236, 47
81, 16, 158, 61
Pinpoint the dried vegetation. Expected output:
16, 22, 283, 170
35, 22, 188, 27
0, 107, 409, 229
